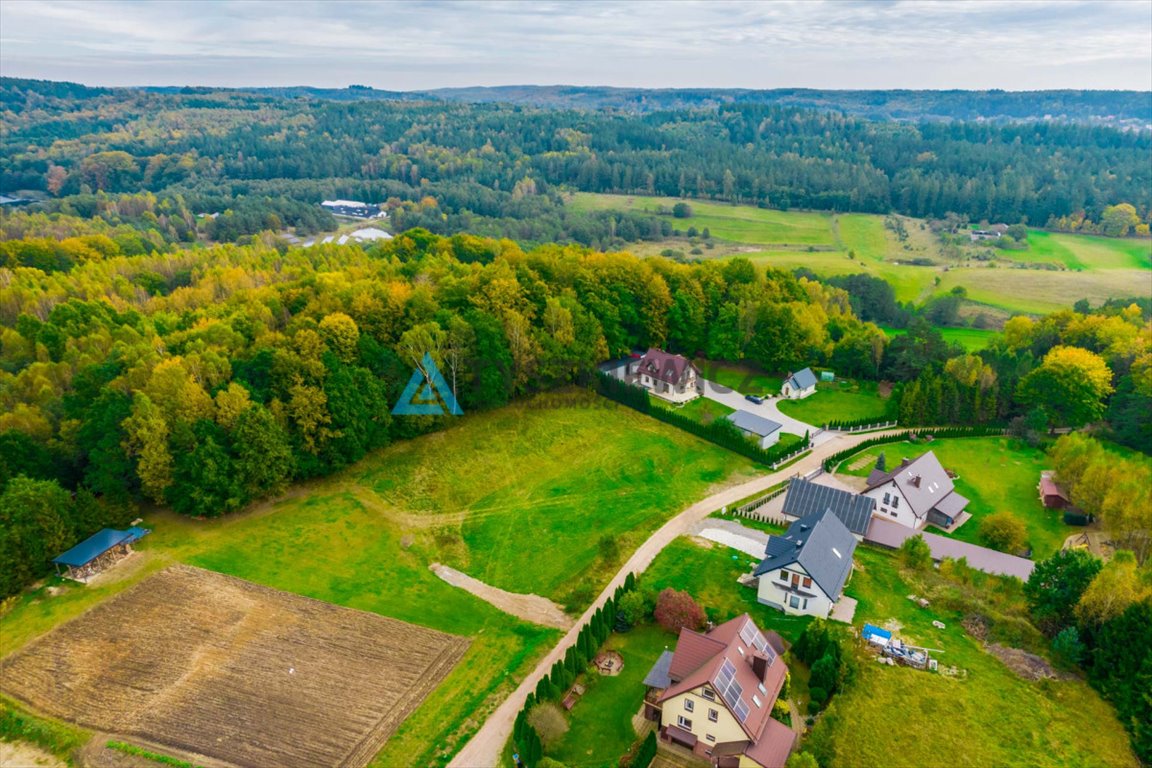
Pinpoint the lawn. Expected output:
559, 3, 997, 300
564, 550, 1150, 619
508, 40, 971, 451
879, 324, 998, 352
569, 193, 1151, 314
807, 547, 1138, 768
836, 436, 1069, 559
644, 537, 814, 645
696, 360, 781, 395
654, 394, 735, 426
547, 625, 674, 766
776, 379, 892, 425
0, 390, 757, 768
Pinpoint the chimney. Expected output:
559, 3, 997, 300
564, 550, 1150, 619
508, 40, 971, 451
751, 652, 769, 682
911, 475, 921, 488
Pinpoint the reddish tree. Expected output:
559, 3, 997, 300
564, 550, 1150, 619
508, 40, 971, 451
654, 588, 705, 633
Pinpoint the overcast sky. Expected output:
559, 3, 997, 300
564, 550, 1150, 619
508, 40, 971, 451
1, 0, 1150, 91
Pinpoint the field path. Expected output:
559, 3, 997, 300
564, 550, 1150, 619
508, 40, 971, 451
429, 563, 574, 630
447, 429, 903, 768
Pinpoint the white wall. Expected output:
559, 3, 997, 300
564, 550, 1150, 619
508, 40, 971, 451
756, 563, 833, 617
864, 484, 923, 530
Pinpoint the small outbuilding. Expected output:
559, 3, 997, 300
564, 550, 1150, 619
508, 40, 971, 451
1039, 472, 1070, 509
52, 527, 150, 582
727, 410, 783, 449
780, 368, 817, 399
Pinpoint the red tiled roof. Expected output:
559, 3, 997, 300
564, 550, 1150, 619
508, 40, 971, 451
744, 718, 797, 768
1039, 476, 1068, 501
658, 615, 789, 746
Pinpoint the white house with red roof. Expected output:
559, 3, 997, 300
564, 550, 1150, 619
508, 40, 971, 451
642, 614, 795, 768
631, 348, 701, 403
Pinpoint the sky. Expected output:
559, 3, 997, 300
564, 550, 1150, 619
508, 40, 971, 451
1, 0, 1150, 91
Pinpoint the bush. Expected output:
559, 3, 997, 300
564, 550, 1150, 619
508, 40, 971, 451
810, 654, 841, 696
899, 534, 933, 571
1052, 626, 1085, 669
527, 702, 569, 748
672, 202, 693, 218
617, 589, 654, 628
631, 730, 658, 768
786, 753, 820, 768
654, 588, 705, 633
808, 687, 828, 712
979, 511, 1028, 553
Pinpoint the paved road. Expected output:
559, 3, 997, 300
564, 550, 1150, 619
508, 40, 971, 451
700, 380, 827, 444
446, 429, 903, 768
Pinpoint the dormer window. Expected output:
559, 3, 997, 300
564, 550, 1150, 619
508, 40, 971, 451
701, 688, 715, 701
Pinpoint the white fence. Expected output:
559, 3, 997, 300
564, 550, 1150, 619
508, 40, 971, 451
827, 420, 899, 434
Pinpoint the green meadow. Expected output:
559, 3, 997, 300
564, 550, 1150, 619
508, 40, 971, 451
569, 193, 1152, 314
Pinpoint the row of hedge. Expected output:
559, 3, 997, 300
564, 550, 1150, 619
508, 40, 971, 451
595, 373, 808, 466
821, 425, 1008, 473
513, 573, 638, 768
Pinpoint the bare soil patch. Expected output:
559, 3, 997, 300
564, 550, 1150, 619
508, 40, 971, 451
0, 566, 469, 768
985, 644, 1071, 681
0, 740, 66, 768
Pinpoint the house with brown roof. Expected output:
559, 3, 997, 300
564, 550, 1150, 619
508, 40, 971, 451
863, 451, 970, 531
631, 348, 701, 403
641, 615, 795, 768
1038, 471, 1070, 509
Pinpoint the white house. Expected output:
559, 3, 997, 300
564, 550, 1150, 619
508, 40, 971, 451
863, 451, 970, 531
727, 410, 783, 449
631, 348, 701, 403
754, 509, 857, 618
642, 615, 795, 768
780, 368, 817, 400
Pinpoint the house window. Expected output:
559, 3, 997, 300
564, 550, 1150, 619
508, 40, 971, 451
708, 708, 719, 722
890, 509, 897, 517
677, 715, 693, 731
706, 734, 716, 743
803, 576, 812, 588
779, 570, 788, 582
789, 596, 800, 609
803, 598, 809, 610
701, 688, 715, 701
883, 492, 891, 505
892, 496, 899, 509
684, 699, 694, 712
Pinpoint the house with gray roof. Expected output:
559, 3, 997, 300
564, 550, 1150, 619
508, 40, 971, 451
727, 410, 782, 449
782, 477, 874, 539
754, 509, 857, 617
780, 368, 817, 399
864, 450, 970, 531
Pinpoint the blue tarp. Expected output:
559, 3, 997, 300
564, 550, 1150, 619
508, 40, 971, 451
52, 527, 150, 567
862, 623, 892, 643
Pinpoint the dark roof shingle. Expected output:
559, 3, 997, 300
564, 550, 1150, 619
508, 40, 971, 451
754, 509, 857, 600
781, 477, 874, 536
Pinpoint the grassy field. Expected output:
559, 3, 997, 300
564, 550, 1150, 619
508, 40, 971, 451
837, 436, 1068, 559
548, 625, 672, 766
655, 394, 735, 426
569, 193, 1152, 314
777, 380, 892, 425
696, 360, 781, 394
1, 391, 757, 767
879, 324, 998, 352
809, 547, 1138, 768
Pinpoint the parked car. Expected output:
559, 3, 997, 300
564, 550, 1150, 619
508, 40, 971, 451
745, 394, 764, 404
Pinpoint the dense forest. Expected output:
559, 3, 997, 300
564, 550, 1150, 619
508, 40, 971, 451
2, 78, 1150, 255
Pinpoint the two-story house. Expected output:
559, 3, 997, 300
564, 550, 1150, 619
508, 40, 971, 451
631, 348, 702, 403
863, 451, 969, 531
754, 509, 857, 618
642, 615, 795, 768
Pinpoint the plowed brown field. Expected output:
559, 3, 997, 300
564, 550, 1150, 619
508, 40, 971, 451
0, 565, 469, 768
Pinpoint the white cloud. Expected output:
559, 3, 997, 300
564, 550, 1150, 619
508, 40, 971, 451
1, 0, 1149, 89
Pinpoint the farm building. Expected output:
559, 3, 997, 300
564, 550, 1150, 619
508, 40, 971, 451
754, 509, 857, 618
781, 476, 874, 539
727, 410, 783, 449
780, 368, 817, 399
1038, 472, 1070, 509
863, 451, 969, 531
642, 614, 795, 768
630, 348, 701, 403
52, 527, 150, 582
320, 199, 385, 218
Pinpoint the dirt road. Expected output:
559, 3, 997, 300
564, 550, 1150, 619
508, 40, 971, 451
447, 429, 901, 768
430, 563, 574, 630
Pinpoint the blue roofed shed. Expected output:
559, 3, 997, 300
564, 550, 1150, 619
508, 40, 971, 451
862, 623, 892, 646
52, 527, 150, 580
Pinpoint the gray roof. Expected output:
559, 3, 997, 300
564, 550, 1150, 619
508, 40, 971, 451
753, 509, 857, 600
643, 650, 674, 688
784, 368, 817, 391
782, 477, 874, 536
865, 450, 960, 519
727, 410, 782, 437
